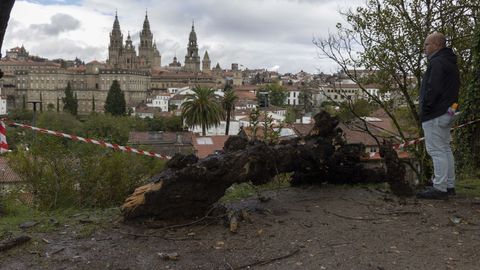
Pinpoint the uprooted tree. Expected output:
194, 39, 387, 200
122, 111, 413, 220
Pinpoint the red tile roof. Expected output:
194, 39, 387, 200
292, 123, 315, 137
234, 90, 257, 100
192, 135, 230, 158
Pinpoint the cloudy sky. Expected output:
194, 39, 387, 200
3, 0, 362, 74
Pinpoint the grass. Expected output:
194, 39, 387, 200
0, 191, 121, 241
220, 173, 292, 203
456, 176, 480, 197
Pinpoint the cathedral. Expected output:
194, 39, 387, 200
107, 13, 212, 73
107, 12, 161, 70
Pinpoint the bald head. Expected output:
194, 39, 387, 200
424, 32, 446, 57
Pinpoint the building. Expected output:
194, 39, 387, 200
107, 12, 161, 70
184, 23, 201, 73
146, 93, 170, 112
192, 135, 229, 158
14, 65, 149, 114
5, 45, 29, 61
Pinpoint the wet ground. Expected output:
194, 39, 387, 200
1, 186, 480, 270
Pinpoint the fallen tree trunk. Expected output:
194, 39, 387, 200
0, 236, 31, 252
122, 111, 409, 220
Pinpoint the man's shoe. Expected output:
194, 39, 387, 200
447, 188, 456, 196
416, 187, 448, 200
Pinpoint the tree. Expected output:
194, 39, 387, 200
222, 87, 238, 135
104, 80, 126, 116
298, 85, 315, 113
258, 83, 287, 107
314, 0, 477, 181
455, 22, 480, 173
285, 106, 303, 124
63, 82, 78, 115
337, 99, 374, 122
91, 94, 96, 113
181, 86, 223, 136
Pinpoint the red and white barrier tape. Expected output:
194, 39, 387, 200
2, 116, 479, 159
392, 118, 480, 150
0, 121, 8, 154
1, 119, 171, 160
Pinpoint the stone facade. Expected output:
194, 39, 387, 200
14, 65, 149, 114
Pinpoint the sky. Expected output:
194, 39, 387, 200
3, 0, 362, 74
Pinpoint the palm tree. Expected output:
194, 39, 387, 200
181, 86, 223, 136
222, 87, 238, 135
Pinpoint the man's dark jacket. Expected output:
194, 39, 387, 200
420, 47, 460, 122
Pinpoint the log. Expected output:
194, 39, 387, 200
0, 236, 31, 252
121, 111, 403, 220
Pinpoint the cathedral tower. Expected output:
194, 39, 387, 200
123, 32, 137, 69
138, 11, 161, 69
184, 22, 201, 73
107, 12, 124, 68
202, 50, 211, 73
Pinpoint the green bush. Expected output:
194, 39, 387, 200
6, 113, 167, 210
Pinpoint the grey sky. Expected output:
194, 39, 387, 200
4, 0, 361, 73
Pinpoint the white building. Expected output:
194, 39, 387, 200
146, 93, 170, 112
286, 88, 300, 105
190, 120, 241, 136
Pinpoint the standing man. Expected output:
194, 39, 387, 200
417, 32, 460, 200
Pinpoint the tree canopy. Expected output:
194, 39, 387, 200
104, 80, 126, 116
181, 86, 223, 136
259, 83, 287, 107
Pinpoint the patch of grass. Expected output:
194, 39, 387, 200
456, 177, 480, 198
220, 173, 292, 203
0, 195, 121, 240
75, 223, 98, 239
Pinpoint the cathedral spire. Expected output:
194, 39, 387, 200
142, 10, 151, 34
189, 20, 197, 42
112, 11, 121, 34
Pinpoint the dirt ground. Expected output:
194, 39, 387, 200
1, 185, 480, 270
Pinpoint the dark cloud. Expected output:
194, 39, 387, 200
31, 13, 80, 36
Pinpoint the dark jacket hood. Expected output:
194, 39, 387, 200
430, 47, 457, 65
